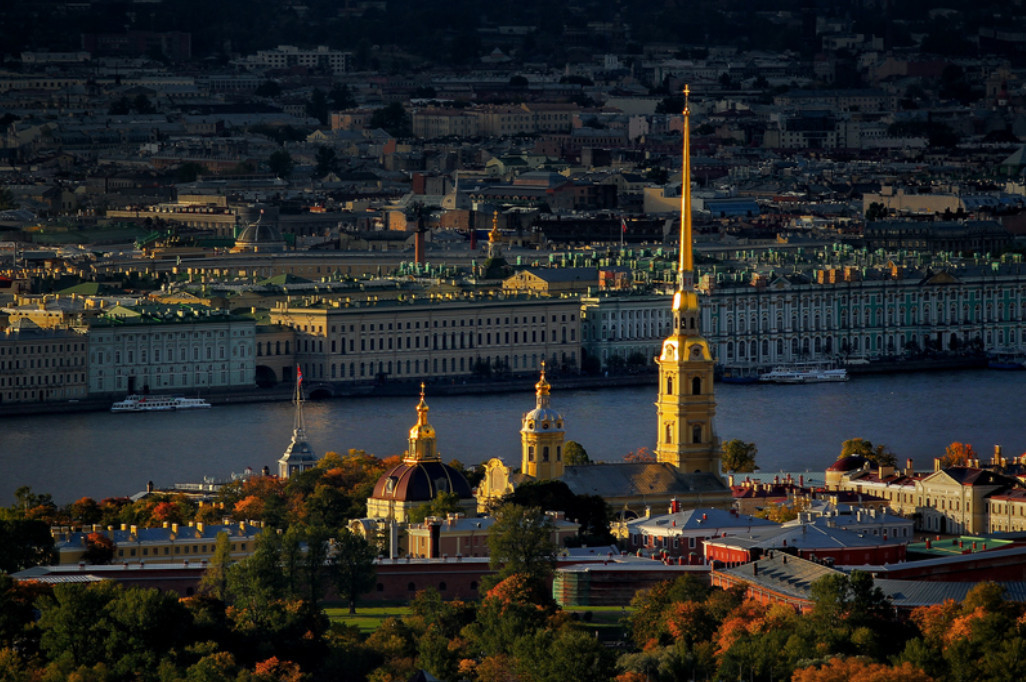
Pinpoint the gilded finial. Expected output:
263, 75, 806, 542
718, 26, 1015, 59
489, 211, 499, 242
535, 361, 550, 397
416, 382, 429, 423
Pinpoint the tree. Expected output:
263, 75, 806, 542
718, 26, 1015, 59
792, 657, 933, 682
255, 80, 281, 97
328, 83, 355, 110
563, 441, 590, 465
268, 149, 293, 178
368, 102, 410, 137
940, 442, 977, 468
306, 88, 329, 124
407, 492, 463, 524
838, 438, 897, 468
721, 439, 758, 473
199, 531, 232, 601
866, 202, 887, 221
330, 529, 376, 614
314, 145, 338, 177
507, 480, 611, 546
226, 527, 287, 615
0, 519, 57, 572
624, 447, 655, 463
82, 532, 115, 565
485, 504, 556, 592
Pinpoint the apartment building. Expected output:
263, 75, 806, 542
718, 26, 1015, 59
0, 325, 88, 404
268, 295, 582, 385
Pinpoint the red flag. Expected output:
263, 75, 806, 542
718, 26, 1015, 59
621, 217, 627, 233
297, 365, 303, 386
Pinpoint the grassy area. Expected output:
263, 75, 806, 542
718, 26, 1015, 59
323, 603, 631, 639
323, 604, 412, 634
564, 605, 631, 642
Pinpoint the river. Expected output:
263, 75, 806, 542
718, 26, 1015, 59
2, 369, 1024, 505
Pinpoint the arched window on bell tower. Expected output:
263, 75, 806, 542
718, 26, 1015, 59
692, 377, 701, 395
692, 424, 702, 444
665, 422, 673, 444
542, 446, 550, 462
528, 446, 535, 462
666, 375, 674, 395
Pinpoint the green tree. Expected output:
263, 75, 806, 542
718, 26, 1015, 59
513, 625, 615, 681
329, 529, 376, 614
199, 531, 232, 601
328, 83, 355, 110
563, 440, 590, 465
838, 438, 897, 468
176, 161, 204, 183
485, 504, 556, 592
407, 491, 463, 524
721, 439, 758, 473
255, 80, 281, 97
866, 201, 887, 221
368, 102, 411, 137
267, 149, 293, 178
0, 519, 57, 572
314, 145, 338, 177
132, 94, 156, 114
306, 88, 329, 124
226, 528, 287, 615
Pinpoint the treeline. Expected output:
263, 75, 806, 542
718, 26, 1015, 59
5, 560, 1026, 680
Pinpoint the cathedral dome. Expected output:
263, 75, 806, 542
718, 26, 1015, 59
370, 460, 473, 503
521, 407, 563, 433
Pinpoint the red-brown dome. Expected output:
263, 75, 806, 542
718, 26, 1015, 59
370, 460, 473, 503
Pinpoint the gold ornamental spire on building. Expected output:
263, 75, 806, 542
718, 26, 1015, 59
489, 210, 499, 244
535, 361, 551, 406
407, 382, 438, 461
672, 84, 700, 334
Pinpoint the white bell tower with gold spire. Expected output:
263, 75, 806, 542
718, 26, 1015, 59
520, 362, 565, 480
654, 86, 722, 475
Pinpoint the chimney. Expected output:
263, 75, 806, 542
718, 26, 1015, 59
934, 457, 941, 472
994, 445, 1002, 465
905, 458, 914, 476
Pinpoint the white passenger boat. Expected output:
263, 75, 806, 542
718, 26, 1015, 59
111, 395, 212, 412
758, 366, 849, 384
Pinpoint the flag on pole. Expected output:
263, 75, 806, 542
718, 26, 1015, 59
297, 365, 303, 386
621, 217, 627, 233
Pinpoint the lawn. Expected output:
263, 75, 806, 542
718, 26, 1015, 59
323, 604, 412, 634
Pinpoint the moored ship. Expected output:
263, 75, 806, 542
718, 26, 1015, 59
111, 395, 211, 412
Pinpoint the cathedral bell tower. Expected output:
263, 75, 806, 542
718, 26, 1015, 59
655, 86, 722, 475
520, 363, 565, 480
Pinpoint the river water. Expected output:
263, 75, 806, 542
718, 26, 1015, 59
2, 369, 1024, 505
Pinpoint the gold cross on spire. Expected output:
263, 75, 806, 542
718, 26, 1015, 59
683, 85, 690, 113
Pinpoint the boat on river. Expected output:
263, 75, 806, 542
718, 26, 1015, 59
111, 395, 212, 412
758, 366, 849, 384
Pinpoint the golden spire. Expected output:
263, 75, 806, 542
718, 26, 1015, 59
489, 210, 499, 244
671, 84, 699, 334
535, 361, 551, 405
415, 382, 429, 424
407, 382, 438, 461
679, 84, 692, 288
